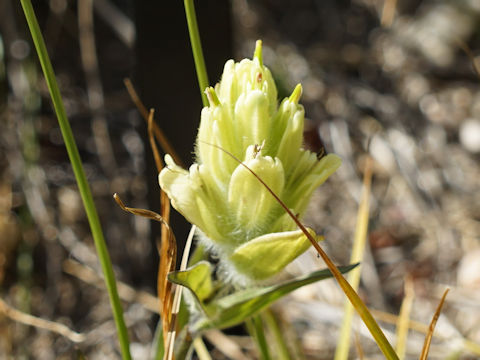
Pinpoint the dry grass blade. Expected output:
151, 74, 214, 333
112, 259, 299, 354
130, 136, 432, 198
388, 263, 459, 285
164, 224, 196, 360
381, 0, 398, 27
335, 157, 373, 360
113, 193, 169, 226
353, 330, 365, 360
370, 309, 428, 334
122, 84, 181, 348
0, 297, 86, 343
121, 102, 178, 350
396, 275, 415, 359
113, 192, 177, 350
201, 140, 399, 359
373, 304, 480, 356
204, 330, 250, 360
123, 78, 149, 119
419, 288, 450, 360
158, 203, 176, 344
148, 109, 164, 172
123, 78, 184, 166
148, 109, 178, 351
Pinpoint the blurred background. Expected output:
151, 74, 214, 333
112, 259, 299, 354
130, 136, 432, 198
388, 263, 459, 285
0, 0, 479, 358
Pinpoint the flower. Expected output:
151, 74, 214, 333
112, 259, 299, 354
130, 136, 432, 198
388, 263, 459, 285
159, 40, 341, 285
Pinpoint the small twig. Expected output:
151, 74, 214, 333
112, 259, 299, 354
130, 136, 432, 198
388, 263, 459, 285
0, 297, 86, 343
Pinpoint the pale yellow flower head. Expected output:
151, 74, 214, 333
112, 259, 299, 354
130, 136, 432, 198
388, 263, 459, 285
159, 41, 341, 285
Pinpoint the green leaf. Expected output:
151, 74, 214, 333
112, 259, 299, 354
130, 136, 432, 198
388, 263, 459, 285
229, 228, 322, 280
196, 264, 358, 331
168, 261, 215, 306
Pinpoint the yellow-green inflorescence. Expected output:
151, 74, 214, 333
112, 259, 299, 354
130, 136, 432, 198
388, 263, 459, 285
159, 40, 341, 286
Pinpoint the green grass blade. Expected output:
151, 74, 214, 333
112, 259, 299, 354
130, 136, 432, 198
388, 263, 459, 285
246, 316, 271, 360
184, 0, 209, 107
152, 321, 164, 360
20, 1, 131, 359
263, 309, 292, 360
193, 337, 212, 360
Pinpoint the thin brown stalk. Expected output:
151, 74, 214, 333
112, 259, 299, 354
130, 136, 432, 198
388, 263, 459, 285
123, 78, 184, 167
148, 109, 165, 172
149, 108, 177, 350
147, 109, 176, 349
419, 289, 450, 360
116, 105, 178, 350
